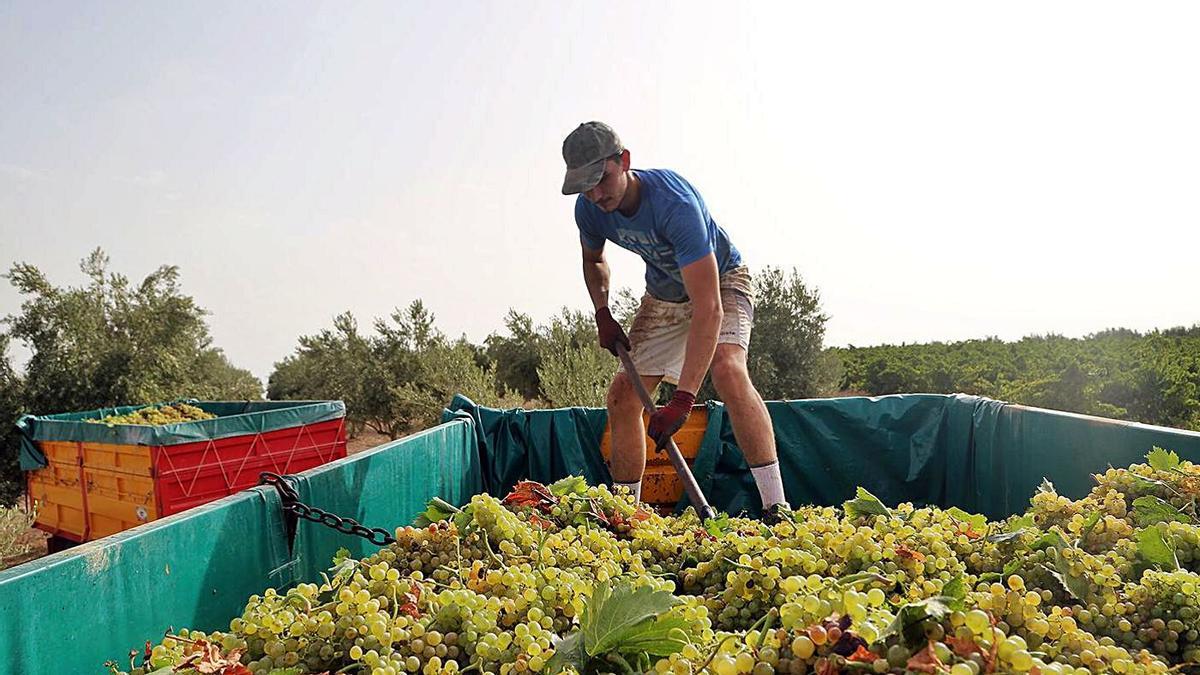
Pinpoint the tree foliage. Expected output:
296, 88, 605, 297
0, 336, 24, 505
3, 249, 262, 414
482, 268, 838, 408
836, 327, 1200, 430
0, 249, 262, 504
269, 301, 523, 439
740, 266, 839, 401
485, 293, 641, 408
535, 309, 616, 408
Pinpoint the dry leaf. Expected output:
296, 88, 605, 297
905, 643, 948, 673
846, 645, 877, 663
502, 481, 557, 512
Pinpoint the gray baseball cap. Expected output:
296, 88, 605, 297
561, 121, 623, 195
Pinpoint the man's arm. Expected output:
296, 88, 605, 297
581, 240, 611, 311
675, 253, 723, 394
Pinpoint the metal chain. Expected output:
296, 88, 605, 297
258, 472, 395, 546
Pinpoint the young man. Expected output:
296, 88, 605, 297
560, 121, 790, 521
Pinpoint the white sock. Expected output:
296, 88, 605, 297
750, 461, 787, 508
613, 480, 642, 502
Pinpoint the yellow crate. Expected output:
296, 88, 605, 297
80, 441, 154, 476
599, 406, 707, 507
29, 440, 154, 542
83, 468, 157, 540
37, 440, 84, 466
27, 464, 86, 541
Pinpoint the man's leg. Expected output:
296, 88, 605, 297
606, 371, 664, 501
711, 347, 787, 510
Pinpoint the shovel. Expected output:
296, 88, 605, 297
614, 343, 718, 521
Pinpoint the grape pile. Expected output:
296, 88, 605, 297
89, 402, 216, 426
110, 447, 1200, 675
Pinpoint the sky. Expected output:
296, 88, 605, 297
2, 2, 1198, 384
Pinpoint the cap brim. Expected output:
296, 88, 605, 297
561, 160, 606, 195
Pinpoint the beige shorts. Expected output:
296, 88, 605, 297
620, 286, 754, 386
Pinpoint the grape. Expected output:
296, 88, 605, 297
88, 402, 215, 426
965, 609, 990, 634
113, 454, 1197, 675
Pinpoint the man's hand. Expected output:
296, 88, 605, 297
647, 389, 696, 449
595, 307, 631, 357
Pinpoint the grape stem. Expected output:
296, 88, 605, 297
536, 526, 548, 571
753, 608, 778, 651
834, 572, 892, 588
479, 528, 502, 565
695, 634, 740, 672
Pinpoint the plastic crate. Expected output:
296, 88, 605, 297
599, 405, 707, 509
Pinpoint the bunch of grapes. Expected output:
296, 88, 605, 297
1093, 457, 1200, 517
112, 450, 1200, 675
90, 402, 216, 426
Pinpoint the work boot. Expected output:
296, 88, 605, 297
762, 502, 794, 525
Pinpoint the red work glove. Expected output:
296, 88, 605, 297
647, 390, 696, 450
595, 306, 631, 357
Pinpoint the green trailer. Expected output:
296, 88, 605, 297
2, 393, 1199, 674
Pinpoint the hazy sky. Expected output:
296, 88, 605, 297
2, 2, 1198, 383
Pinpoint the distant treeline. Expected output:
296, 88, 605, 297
835, 326, 1200, 431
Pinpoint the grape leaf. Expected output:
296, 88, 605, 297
413, 497, 459, 527
546, 632, 584, 675
327, 550, 357, 588
879, 597, 952, 647
1043, 557, 1089, 603
843, 487, 892, 519
332, 547, 350, 565
1078, 511, 1102, 543
582, 580, 681, 657
611, 615, 691, 657
704, 513, 732, 538
1032, 529, 1070, 551
946, 507, 987, 533
1038, 539, 1091, 602
549, 476, 588, 497
1133, 496, 1193, 527
1002, 556, 1024, 577
453, 504, 475, 532
1008, 515, 1035, 532
1137, 527, 1179, 570
941, 574, 967, 611
1147, 447, 1181, 472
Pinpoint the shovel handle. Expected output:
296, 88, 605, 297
614, 343, 717, 521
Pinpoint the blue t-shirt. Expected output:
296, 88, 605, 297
575, 168, 743, 303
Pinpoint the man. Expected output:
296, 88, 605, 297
560, 121, 790, 521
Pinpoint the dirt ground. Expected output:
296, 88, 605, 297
346, 430, 397, 455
